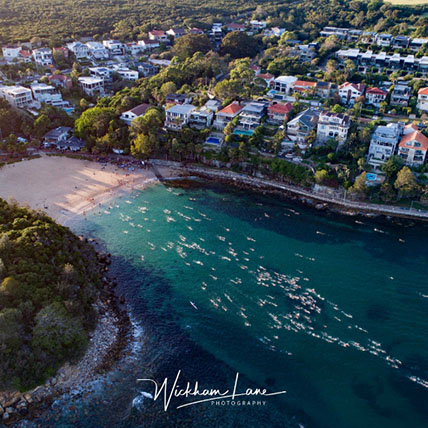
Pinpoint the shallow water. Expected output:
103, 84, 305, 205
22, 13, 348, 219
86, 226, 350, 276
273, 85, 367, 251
14, 180, 428, 428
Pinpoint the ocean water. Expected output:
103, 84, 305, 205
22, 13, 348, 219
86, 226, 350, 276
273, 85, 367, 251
14, 180, 428, 428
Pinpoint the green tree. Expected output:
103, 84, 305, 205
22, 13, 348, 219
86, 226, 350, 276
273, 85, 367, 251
394, 167, 419, 198
173, 34, 212, 59
220, 31, 259, 59
131, 133, 157, 159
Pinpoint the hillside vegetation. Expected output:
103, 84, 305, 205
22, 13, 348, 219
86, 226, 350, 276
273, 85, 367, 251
1, 0, 428, 44
0, 199, 102, 390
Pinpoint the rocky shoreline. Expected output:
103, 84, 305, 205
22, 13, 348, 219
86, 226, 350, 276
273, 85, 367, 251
0, 242, 132, 426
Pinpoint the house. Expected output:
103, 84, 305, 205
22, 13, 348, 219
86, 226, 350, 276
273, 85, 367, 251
189, 107, 215, 129
138, 62, 159, 77
320, 27, 350, 40
137, 39, 160, 51
103, 40, 124, 56
52, 47, 69, 59
236, 102, 267, 133
289, 44, 317, 62
272, 76, 298, 95
78, 76, 104, 96
89, 66, 111, 80
366, 87, 387, 108
149, 30, 169, 42
376, 34, 393, 47
293, 80, 317, 95
165, 104, 196, 130
256, 72, 275, 86
316, 112, 350, 146
48, 74, 72, 89
393, 36, 411, 49
361, 31, 377, 45
204, 99, 222, 112
0, 85, 33, 108
286, 108, 320, 144
264, 27, 285, 38
66, 41, 89, 59
112, 67, 139, 81
315, 81, 337, 99
30, 83, 64, 106
165, 93, 193, 105
166, 28, 186, 39
367, 122, 404, 170
57, 136, 86, 151
86, 42, 109, 60
213, 102, 243, 130
210, 23, 223, 43
32, 48, 53, 66
267, 102, 293, 124
398, 131, 428, 166
250, 64, 261, 74
1, 45, 31, 63
189, 28, 204, 35
390, 82, 411, 106
338, 82, 365, 105
249, 20, 267, 30
126, 43, 142, 56
417, 87, 428, 112
120, 103, 152, 125
410, 38, 428, 51
42, 127, 72, 148
226, 23, 246, 32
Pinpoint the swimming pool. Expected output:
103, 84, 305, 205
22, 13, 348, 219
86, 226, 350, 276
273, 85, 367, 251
366, 173, 378, 181
233, 129, 254, 136
206, 137, 221, 145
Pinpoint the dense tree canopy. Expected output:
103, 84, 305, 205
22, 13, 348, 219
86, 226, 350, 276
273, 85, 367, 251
220, 31, 260, 59
173, 34, 212, 59
0, 199, 102, 390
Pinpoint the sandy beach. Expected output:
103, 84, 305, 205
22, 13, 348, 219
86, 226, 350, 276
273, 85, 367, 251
0, 155, 179, 225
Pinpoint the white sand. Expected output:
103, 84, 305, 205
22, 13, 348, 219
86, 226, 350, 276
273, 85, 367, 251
0, 155, 178, 225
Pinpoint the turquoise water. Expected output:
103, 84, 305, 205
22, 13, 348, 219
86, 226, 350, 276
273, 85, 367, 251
15, 180, 428, 428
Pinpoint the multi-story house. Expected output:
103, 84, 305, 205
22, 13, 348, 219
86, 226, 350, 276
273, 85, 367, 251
165, 104, 196, 130
210, 23, 223, 43
2, 45, 22, 63
316, 112, 351, 146
367, 122, 404, 170
148, 30, 169, 42
398, 131, 428, 166
30, 83, 64, 107
315, 81, 337, 99
410, 38, 428, 51
235, 102, 266, 134
286, 108, 320, 144
393, 35, 411, 49
212, 102, 243, 130
293, 80, 316, 95
78, 77, 105, 96
137, 39, 160, 51
66, 41, 89, 59
264, 27, 285, 37
138, 62, 159, 77
103, 40, 124, 56
320, 27, 350, 40
417, 87, 428, 112
0, 85, 33, 108
249, 20, 267, 30
289, 45, 317, 62
120, 103, 151, 125
111, 66, 139, 81
366, 87, 388, 108
390, 82, 411, 106
376, 34, 393, 47
189, 107, 215, 130
227, 23, 246, 32
256, 72, 275, 86
42, 127, 72, 148
267, 102, 293, 124
272, 76, 298, 95
48, 74, 73, 89
32, 48, 53, 66
338, 82, 365, 105
86, 42, 109, 60
165, 93, 193, 105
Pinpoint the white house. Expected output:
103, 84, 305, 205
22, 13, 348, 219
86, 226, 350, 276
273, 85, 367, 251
103, 40, 124, 56
417, 87, 428, 112
264, 27, 285, 37
0, 85, 33, 108
2, 45, 22, 63
126, 43, 143, 56
89, 66, 111, 79
188, 102, 219, 129
42, 127, 72, 148
367, 122, 404, 170
272, 76, 298, 95
32, 48, 53, 66
137, 39, 160, 51
236, 102, 266, 133
120, 103, 151, 125
249, 20, 267, 30
86, 42, 109, 60
166, 28, 186, 39
78, 77, 104, 96
366, 87, 387, 108
165, 104, 196, 130
112, 67, 139, 81
316, 112, 351, 146
338, 82, 365, 105
376, 34, 393, 47
66, 42, 89, 59
212, 102, 243, 130
149, 30, 169, 42
398, 131, 428, 166
30, 83, 64, 106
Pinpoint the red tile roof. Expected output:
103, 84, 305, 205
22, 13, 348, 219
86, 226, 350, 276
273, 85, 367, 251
227, 23, 245, 29
339, 82, 366, 92
418, 87, 428, 96
294, 80, 316, 88
150, 30, 165, 36
218, 102, 243, 115
399, 131, 428, 151
19, 50, 32, 58
256, 73, 274, 80
367, 87, 387, 95
268, 102, 293, 115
